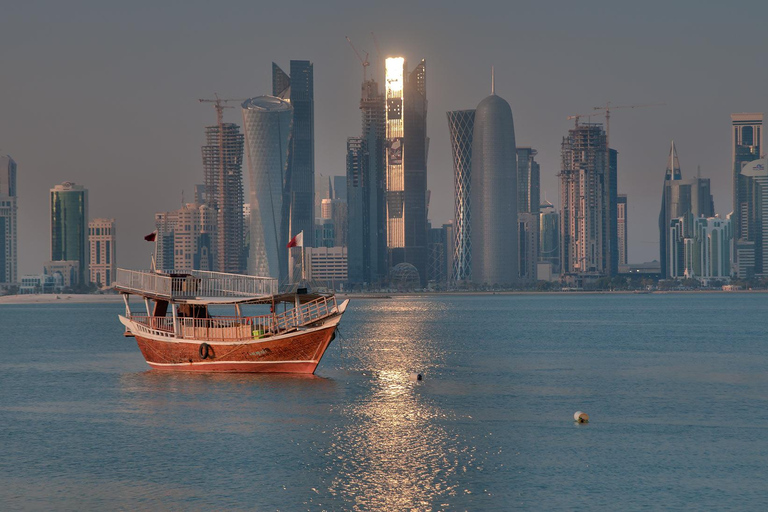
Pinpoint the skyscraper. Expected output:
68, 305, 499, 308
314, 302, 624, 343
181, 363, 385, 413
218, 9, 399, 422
201, 122, 245, 273
241, 96, 293, 281
559, 124, 616, 278
470, 88, 518, 286
658, 142, 714, 278
617, 194, 628, 266
385, 57, 429, 285
347, 78, 387, 287
50, 182, 88, 287
88, 218, 116, 287
446, 109, 475, 284
736, 158, 768, 278
273, 61, 315, 248
0, 155, 17, 287
516, 147, 540, 215
732, 113, 763, 274
539, 200, 560, 274
155, 203, 216, 271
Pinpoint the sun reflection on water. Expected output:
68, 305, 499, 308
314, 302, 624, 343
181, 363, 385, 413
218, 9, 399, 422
319, 299, 473, 510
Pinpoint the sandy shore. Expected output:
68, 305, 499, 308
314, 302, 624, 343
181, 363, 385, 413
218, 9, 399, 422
0, 294, 124, 305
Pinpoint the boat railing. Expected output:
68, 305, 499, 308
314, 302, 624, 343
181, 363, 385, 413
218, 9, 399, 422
115, 268, 278, 299
128, 295, 338, 342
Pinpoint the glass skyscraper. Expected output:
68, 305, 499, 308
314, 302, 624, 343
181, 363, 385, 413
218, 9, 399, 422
241, 96, 293, 281
446, 109, 474, 284
273, 60, 315, 248
0, 155, 17, 287
50, 182, 88, 287
385, 57, 428, 285
732, 113, 763, 275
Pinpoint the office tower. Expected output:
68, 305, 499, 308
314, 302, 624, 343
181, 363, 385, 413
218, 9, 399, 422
88, 218, 116, 287
347, 77, 387, 287
0, 155, 17, 287
669, 214, 732, 281
733, 113, 763, 237
447, 109, 475, 283
427, 223, 452, 288
333, 175, 347, 201
617, 194, 628, 266
50, 182, 88, 287
273, 61, 315, 247
517, 147, 540, 214
201, 122, 244, 273
315, 175, 332, 219
539, 201, 560, 274
302, 246, 348, 289
735, 158, 768, 278
658, 142, 715, 277
469, 81, 518, 286
155, 203, 216, 271
607, 148, 619, 276
560, 124, 616, 277
385, 57, 429, 285
241, 96, 293, 281
321, 198, 347, 247
518, 212, 538, 281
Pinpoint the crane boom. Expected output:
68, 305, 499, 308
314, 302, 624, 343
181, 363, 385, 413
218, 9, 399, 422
345, 36, 370, 82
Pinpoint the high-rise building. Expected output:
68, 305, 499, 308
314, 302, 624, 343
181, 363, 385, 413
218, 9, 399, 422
736, 158, 768, 278
273, 61, 315, 248
518, 212, 538, 281
347, 78, 387, 288
617, 194, 628, 266
321, 198, 347, 247
241, 96, 293, 281
446, 109, 475, 284
517, 147, 540, 215
427, 222, 452, 288
201, 122, 244, 273
670, 214, 732, 281
88, 218, 116, 288
539, 201, 560, 274
0, 155, 17, 287
470, 84, 518, 286
732, 113, 763, 259
658, 142, 714, 278
333, 175, 347, 202
50, 182, 88, 287
559, 124, 614, 278
155, 203, 216, 271
385, 57, 429, 285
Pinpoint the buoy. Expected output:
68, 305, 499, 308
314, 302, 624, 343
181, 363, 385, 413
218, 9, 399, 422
409, 373, 423, 382
574, 411, 589, 424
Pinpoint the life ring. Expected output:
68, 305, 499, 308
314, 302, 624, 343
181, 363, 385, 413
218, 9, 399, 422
199, 343, 211, 359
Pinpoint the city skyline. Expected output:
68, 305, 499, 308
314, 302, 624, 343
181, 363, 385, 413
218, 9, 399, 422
2, 2, 767, 274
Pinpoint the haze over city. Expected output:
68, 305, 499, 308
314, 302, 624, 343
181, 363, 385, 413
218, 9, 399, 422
2, 0, 767, 274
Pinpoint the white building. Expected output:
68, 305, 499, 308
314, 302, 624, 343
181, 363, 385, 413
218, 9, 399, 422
669, 214, 732, 282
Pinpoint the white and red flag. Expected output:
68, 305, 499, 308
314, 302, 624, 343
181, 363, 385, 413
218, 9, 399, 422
286, 231, 304, 248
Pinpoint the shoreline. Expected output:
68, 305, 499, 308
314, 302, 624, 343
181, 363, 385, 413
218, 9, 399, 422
0, 288, 764, 305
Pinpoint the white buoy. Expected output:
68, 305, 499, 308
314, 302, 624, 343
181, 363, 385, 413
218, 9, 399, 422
574, 411, 589, 423
409, 373, 423, 382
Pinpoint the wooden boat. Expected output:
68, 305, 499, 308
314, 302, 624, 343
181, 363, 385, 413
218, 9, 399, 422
114, 269, 348, 373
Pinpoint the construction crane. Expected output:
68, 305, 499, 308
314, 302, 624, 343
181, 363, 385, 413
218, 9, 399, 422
566, 112, 603, 127
592, 102, 665, 147
345, 36, 370, 82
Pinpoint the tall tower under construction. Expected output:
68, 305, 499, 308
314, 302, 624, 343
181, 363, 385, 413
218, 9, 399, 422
559, 124, 614, 278
201, 123, 245, 273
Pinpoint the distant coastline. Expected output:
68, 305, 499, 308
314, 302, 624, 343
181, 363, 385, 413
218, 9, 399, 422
0, 294, 124, 305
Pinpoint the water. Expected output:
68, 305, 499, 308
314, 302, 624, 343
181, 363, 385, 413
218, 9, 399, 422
2, 293, 768, 510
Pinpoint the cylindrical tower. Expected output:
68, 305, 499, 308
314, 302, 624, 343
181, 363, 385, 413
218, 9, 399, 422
470, 94, 518, 286
241, 96, 293, 281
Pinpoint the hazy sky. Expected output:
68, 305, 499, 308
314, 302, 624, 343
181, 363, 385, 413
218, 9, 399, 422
2, 0, 767, 274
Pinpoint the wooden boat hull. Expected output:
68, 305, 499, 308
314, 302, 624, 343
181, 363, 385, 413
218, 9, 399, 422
122, 315, 342, 374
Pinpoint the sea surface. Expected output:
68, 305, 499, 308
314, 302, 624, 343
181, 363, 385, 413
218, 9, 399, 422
2, 293, 768, 510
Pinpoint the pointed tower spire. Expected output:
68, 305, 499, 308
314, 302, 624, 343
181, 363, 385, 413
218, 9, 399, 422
666, 140, 682, 180
491, 66, 495, 95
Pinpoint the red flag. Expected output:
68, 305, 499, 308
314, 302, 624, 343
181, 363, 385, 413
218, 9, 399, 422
287, 231, 303, 248
144, 231, 157, 242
